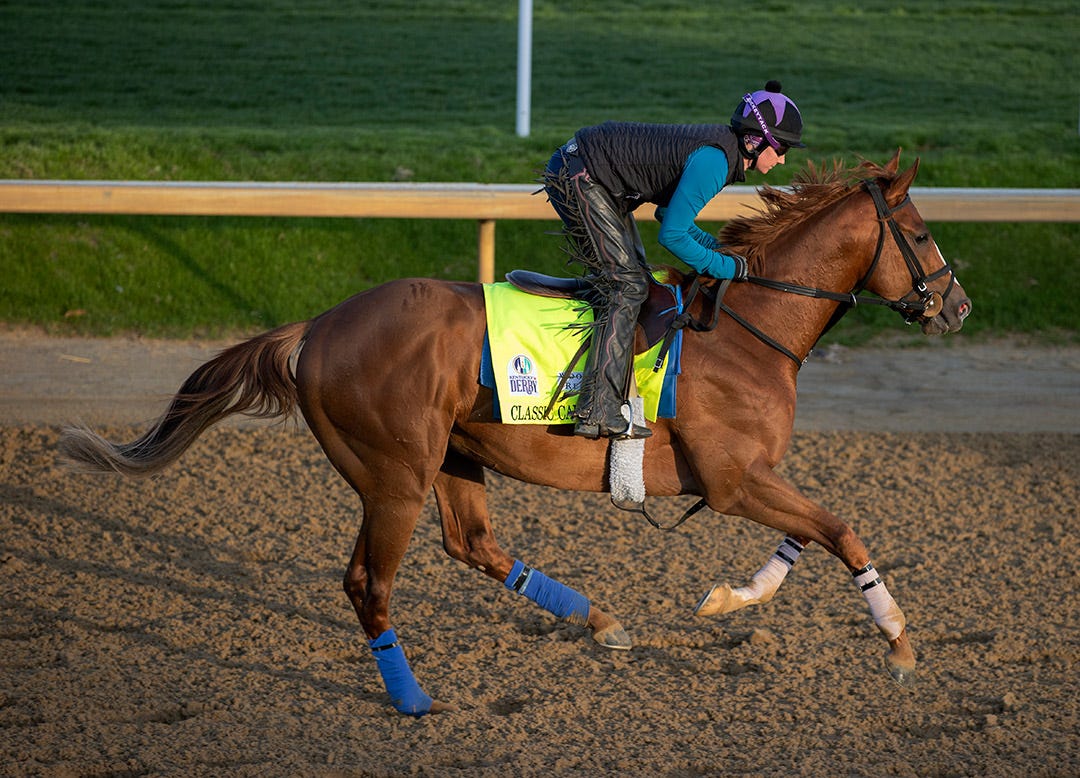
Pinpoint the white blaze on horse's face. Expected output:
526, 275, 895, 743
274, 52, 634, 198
921, 237, 973, 334
919, 241, 949, 318
933, 242, 971, 322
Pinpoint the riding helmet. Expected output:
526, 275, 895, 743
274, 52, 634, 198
730, 80, 806, 149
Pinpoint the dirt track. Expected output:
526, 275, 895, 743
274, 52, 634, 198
1, 331, 1078, 776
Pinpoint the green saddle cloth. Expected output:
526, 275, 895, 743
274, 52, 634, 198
481, 282, 669, 424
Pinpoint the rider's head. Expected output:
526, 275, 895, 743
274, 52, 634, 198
730, 80, 805, 168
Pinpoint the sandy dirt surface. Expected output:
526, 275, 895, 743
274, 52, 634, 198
1, 330, 1077, 776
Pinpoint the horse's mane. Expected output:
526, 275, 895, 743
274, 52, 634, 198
719, 158, 897, 274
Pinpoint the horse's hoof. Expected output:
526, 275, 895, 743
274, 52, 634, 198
592, 623, 633, 650
885, 652, 917, 687
884, 630, 917, 687
589, 609, 632, 650
428, 700, 458, 714
694, 584, 742, 617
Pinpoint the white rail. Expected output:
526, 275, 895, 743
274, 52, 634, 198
2, 180, 1077, 282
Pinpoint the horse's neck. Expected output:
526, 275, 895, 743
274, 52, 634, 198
749, 195, 875, 359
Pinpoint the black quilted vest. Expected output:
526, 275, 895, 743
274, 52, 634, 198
574, 121, 745, 213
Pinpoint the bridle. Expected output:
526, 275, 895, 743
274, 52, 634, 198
863, 179, 957, 322
713, 178, 958, 367
640, 179, 958, 531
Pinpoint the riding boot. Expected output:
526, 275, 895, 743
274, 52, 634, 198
543, 145, 652, 440
574, 300, 652, 440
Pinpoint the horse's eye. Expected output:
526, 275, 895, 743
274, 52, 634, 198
914, 233, 930, 245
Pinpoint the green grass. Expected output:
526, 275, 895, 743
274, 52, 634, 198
1, 0, 1077, 342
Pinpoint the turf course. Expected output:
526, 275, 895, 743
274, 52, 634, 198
1, 1, 1076, 341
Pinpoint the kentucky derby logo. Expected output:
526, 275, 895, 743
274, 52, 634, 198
507, 354, 539, 396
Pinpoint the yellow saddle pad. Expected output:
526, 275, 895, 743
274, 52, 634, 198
481, 282, 668, 424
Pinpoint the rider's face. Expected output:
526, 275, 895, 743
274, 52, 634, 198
755, 146, 786, 174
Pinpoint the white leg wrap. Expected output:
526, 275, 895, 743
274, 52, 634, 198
610, 398, 646, 506
853, 563, 906, 641
732, 537, 804, 604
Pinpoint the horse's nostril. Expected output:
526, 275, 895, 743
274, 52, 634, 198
959, 301, 971, 320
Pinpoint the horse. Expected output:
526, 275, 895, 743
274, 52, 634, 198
59, 151, 972, 716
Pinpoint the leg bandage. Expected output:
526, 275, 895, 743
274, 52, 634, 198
733, 537, 804, 604
369, 628, 433, 717
853, 562, 906, 641
506, 559, 590, 626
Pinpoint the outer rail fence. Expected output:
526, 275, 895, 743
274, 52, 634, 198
1, 180, 1077, 284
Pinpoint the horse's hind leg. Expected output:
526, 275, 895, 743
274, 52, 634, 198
338, 488, 460, 716
433, 451, 631, 650
308, 423, 452, 717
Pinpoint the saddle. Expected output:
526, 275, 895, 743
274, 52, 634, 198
502, 268, 716, 529
505, 268, 683, 350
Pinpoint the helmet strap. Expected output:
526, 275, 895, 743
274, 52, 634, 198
737, 133, 770, 170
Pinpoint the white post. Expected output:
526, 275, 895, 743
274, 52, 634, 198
516, 0, 532, 138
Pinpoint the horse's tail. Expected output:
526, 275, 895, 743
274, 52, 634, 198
58, 320, 310, 479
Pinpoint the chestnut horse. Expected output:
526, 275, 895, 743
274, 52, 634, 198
60, 152, 971, 716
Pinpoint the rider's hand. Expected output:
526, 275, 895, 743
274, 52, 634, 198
654, 205, 667, 223
730, 254, 749, 281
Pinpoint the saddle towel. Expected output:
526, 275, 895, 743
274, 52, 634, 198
479, 282, 680, 424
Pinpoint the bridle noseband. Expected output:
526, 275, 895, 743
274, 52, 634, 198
862, 179, 956, 323
706, 178, 957, 367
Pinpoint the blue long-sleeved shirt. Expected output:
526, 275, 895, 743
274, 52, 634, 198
656, 145, 742, 279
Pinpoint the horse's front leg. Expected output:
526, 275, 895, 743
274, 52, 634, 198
694, 534, 808, 616
699, 460, 916, 686
434, 452, 631, 650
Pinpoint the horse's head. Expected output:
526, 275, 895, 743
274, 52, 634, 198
859, 152, 972, 335
717, 152, 973, 361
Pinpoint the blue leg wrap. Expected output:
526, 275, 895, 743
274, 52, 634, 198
369, 628, 433, 717
505, 559, 590, 626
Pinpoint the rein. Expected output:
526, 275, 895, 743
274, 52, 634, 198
719, 178, 957, 367
630, 179, 958, 532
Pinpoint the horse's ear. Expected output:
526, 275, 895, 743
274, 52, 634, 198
884, 148, 902, 174
887, 157, 920, 206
